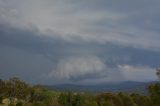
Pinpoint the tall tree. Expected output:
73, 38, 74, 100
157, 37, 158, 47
0, 79, 5, 103
5, 77, 30, 105
148, 83, 160, 106
156, 68, 160, 80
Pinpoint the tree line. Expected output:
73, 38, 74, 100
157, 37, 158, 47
0, 77, 160, 106
0, 69, 160, 106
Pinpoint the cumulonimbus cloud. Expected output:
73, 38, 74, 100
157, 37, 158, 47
0, 0, 160, 84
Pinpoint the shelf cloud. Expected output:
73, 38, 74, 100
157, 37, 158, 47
0, 0, 160, 84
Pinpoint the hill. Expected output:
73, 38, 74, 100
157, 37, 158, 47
44, 81, 156, 94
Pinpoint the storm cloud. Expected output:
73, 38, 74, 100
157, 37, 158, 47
0, 0, 160, 84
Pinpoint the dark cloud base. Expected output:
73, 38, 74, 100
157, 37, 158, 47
0, 23, 159, 84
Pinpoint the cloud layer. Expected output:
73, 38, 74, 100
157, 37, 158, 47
0, 0, 160, 50
0, 0, 160, 84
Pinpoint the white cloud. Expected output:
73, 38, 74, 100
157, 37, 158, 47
49, 55, 106, 80
118, 64, 157, 81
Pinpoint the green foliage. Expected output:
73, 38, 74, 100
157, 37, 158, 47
130, 93, 154, 106
96, 93, 124, 106
118, 92, 135, 106
58, 92, 84, 106
15, 101, 23, 106
0, 78, 5, 101
5, 77, 30, 100
0, 77, 160, 106
81, 92, 98, 106
148, 83, 160, 106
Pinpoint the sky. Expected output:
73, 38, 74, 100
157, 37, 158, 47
0, 0, 160, 85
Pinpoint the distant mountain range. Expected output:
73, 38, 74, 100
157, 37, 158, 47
44, 81, 157, 94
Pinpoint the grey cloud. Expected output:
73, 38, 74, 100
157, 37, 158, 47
1, 0, 160, 50
1, 23, 160, 68
0, 24, 159, 84
0, 45, 54, 84
0, 0, 160, 84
